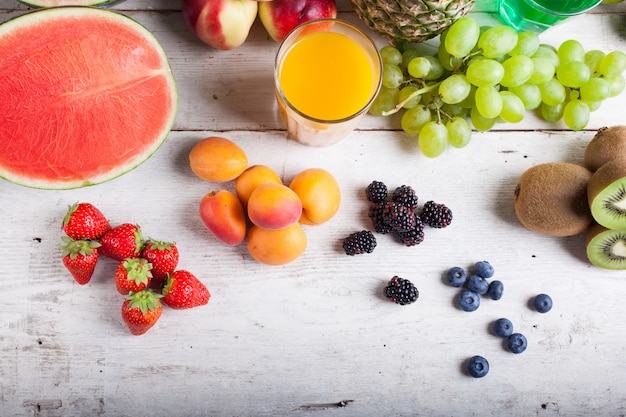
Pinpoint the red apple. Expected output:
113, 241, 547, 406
182, 0, 259, 50
258, 0, 337, 43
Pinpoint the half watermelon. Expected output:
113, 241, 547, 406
0, 7, 178, 189
18, 1, 125, 7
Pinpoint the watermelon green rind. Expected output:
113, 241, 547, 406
18, 0, 125, 8
0, 6, 178, 189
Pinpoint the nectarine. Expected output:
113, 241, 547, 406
247, 223, 307, 265
289, 168, 341, 225
247, 183, 302, 230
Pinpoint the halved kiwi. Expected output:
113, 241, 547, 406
586, 222, 626, 270
587, 158, 626, 229
514, 162, 592, 237
584, 126, 626, 172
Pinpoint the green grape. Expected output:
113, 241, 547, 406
369, 86, 399, 116
509, 83, 542, 110
585, 50, 605, 76
499, 91, 525, 123
540, 102, 564, 122
563, 99, 590, 131
500, 55, 534, 88
580, 77, 611, 102
439, 74, 471, 104
441, 103, 468, 118
608, 74, 626, 97
470, 106, 496, 132
556, 60, 591, 88
424, 56, 445, 81
599, 51, 626, 79
446, 117, 472, 148
538, 77, 566, 106
418, 121, 448, 158
407, 57, 431, 78
509, 31, 540, 57
557, 39, 585, 64
528, 57, 555, 85
401, 48, 421, 71
382, 63, 404, 89
532, 45, 560, 68
474, 86, 503, 119
380, 45, 402, 66
477, 25, 518, 59
466, 59, 504, 87
401, 104, 431, 135
445, 16, 480, 58
438, 41, 463, 71
398, 85, 421, 109
459, 85, 476, 108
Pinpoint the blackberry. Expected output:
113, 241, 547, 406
395, 218, 425, 246
384, 276, 419, 305
420, 200, 453, 228
342, 230, 377, 256
383, 202, 417, 232
365, 180, 388, 203
368, 202, 393, 234
392, 185, 419, 211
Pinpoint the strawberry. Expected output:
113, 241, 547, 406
99, 223, 143, 261
162, 270, 210, 309
62, 202, 110, 240
141, 240, 179, 285
121, 289, 163, 336
59, 236, 101, 285
115, 258, 153, 295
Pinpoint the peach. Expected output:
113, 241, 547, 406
235, 164, 282, 207
246, 223, 307, 265
189, 136, 248, 183
247, 183, 302, 230
199, 190, 247, 246
289, 168, 341, 225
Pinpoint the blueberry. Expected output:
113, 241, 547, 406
533, 293, 553, 313
466, 355, 489, 378
467, 275, 489, 295
493, 318, 514, 337
487, 280, 504, 300
458, 290, 480, 312
473, 261, 494, 279
507, 333, 528, 354
445, 266, 467, 288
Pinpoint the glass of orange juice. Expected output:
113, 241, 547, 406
274, 19, 382, 147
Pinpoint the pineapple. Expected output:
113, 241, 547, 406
351, 0, 477, 46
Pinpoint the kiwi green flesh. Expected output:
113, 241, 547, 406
590, 179, 626, 229
586, 226, 626, 270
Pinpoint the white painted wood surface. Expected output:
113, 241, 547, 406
2, 1, 626, 416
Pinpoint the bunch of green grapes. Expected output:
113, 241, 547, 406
370, 16, 626, 158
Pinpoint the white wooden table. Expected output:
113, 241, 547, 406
2, 1, 626, 416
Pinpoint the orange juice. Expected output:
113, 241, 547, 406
274, 19, 382, 146
278, 30, 377, 121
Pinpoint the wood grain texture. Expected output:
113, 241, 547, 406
1, 1, 626, 416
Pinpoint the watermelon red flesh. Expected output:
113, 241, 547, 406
0, 7, 177, 189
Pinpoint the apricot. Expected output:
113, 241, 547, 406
247, 223, 307, 265
289, 168, 341, 225
199, 190, 247, 246
247, 183, 302, 230
189, 136, 248, 182
235, 164, 282, 207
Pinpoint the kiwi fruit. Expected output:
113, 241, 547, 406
587, 158, 626, 229
584, 125, 626, 172
585, 222, 626, 270
514, 162, 592, 237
